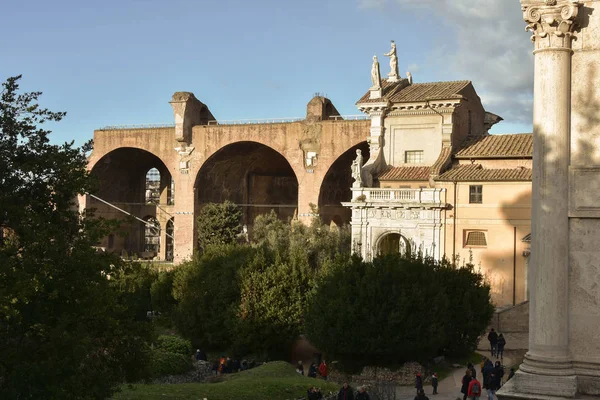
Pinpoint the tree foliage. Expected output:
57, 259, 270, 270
304, 254, 494, 364
0, 76, 153, 399
171, 245, 256, 350
196, 201, 243, 252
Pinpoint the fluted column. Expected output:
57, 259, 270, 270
510, 1, 581, 397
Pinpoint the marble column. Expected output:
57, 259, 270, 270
500, 1, 582, 398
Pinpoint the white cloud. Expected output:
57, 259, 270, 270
394, 0, 534, 128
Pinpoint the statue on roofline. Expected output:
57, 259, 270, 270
371, 56, 381, 89
384, 40, 399, 80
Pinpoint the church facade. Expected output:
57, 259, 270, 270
344, 45, 532, 306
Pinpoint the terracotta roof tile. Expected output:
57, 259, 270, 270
436, 164, 532, 182
357, 80, 471, 104
378, 166, 431, 181
455, 134, 532, 158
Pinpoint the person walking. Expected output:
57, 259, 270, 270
486, 361, 504, 399
318, 360, 329, 381
467, 377, 483, 400
461, 369, 473, 400
356, 386, 370, 400
497, 334, 506, 360
415, 373, 424, 394
337, 382, 354, 400
431, 372, 438, 395
487, 329, 499, 358
482, 358, 494, 390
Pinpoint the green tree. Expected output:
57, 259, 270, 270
171, 245, 255, 349
304, 254, 493, 364
196, 201, 243, 252
0, 76, 152, 399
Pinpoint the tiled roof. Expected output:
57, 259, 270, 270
455, 134, 532, 158
378, 166, 431, 181
436, 164, 532, 182
357, 80, 472, 104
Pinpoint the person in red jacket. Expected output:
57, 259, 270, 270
318, 360, 329, 380
468, 377, 483, 400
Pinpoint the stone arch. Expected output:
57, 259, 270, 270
90, 147, 172, 204
375, 231, 412, 257
318, 141, 370, 225
89, 147, 173, 258
194, 141, 299, 227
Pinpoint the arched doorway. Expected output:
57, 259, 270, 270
318, 142, 369, 225
378, 233, 411, 257
195, 141, 298, 229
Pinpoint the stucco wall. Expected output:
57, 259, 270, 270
441, 181, 531, 306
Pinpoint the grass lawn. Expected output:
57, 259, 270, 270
112, 361, 339, 400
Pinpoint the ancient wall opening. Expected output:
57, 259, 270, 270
195, 141, 299, 229
89, 147, 173, 258
318, 141, 369, 225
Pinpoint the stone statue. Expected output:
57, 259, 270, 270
384, 40, 399, 80
351, 149, 364, 187
406, 71, 413, 84
370, 56, 381, 88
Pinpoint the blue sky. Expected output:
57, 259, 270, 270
0, 0, 533, 146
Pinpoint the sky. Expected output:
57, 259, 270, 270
0, 0, 534, 146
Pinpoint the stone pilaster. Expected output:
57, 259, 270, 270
361, 109, 388, 187
499, 1, 582, 398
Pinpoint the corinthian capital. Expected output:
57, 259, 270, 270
521, 0, 582, 50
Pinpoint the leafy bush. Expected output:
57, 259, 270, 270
234, 260, 310, 359
172, 245, 256, 349
305, 254, 494, 364
150, 269, 177, 316
196, 201, 243, 252
148, 349, 192, 379
155, 335, 192, 356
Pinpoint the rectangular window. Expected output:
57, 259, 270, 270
469, 185, 483, 204
465, 230, 487, 247
405, 150, 424, 164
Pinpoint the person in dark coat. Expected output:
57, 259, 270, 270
431, 372, 438, 395
486, 361, 504, 400
414, 388, 430, 400
308, 362, 318, 378
415, 373, 423, 394
356, 386, 370, 400
308, 386, 323, 400
467, 362, 477, 379
497, 334, 507, 359
482, 359, 494, 389
337, 382, 354, 400
461, 369, 473, 400
487, 328, 499, 357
